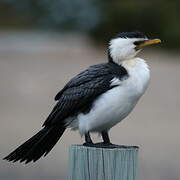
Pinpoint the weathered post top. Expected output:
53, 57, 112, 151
68, 145, 139, 180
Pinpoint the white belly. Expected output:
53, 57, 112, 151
70, 58, 150, 135
78, 86, 139, 134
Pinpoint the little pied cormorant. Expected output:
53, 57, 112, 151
4, 32, 161, 164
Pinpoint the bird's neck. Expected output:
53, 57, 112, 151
110, 56, 142, 65
108, 52, 149, 72
108, 51, 139, 65
121, 57, 140, 67
120, 57, 149, 73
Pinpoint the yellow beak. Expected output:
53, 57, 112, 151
135, 39, 161, 50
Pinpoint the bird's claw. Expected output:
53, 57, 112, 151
83, 142, 138, 149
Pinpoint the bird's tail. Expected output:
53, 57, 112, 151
3, 126, 65, 164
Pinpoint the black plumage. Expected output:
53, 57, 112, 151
44, 61, 128, 126
115, 31, 147, 39
4, 61, 128, 163
4, 126, 65, 164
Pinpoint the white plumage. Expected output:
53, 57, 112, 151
71, 58, 150, 135
65, 32, 161, 139
109, 37, 146, 62
4, 32, 161, 163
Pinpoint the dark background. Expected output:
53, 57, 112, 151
1, 0, 180, 48
1, 1, 180, 180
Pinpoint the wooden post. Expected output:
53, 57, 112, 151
68, 145, 139, 180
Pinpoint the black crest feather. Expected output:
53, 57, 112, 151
115, 31, 147, 39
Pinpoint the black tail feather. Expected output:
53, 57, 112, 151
3, 126, 65, 164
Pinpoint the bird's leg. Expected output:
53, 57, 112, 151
92, 131, 113, 148
101, 131, 111, 144
83, 131, 135, 149
99, 131, 136, 148
83, 132, 94, 146
85, 132, 93, 143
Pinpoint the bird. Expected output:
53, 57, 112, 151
4, 31, 161, 164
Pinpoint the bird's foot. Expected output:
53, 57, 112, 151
83, 142, 139, 149
94, 142, 122, 148
83, 142, 95, 147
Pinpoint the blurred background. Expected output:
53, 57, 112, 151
0, 0, 180, 180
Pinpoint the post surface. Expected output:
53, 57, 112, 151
68, 145, 139, 180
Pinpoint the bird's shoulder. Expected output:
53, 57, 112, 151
43, 62, 128, 127
55, 61, 128, 101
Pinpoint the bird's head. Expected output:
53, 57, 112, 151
108, 31, 161, 63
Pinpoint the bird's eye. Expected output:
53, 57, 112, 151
134, 40, 145, 46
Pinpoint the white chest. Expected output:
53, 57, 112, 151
78, 58, 150, 134
122, 58, 150, 99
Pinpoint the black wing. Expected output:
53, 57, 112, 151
3, 62, 128, 164
43, 62, 128, 127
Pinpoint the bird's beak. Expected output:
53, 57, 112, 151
135, 39, 161, 50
